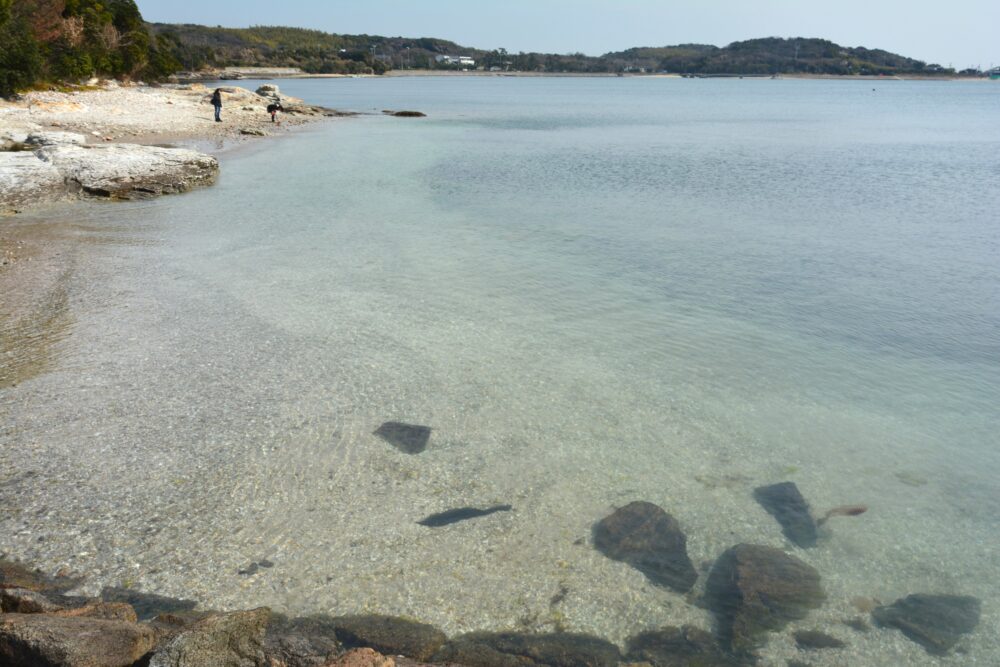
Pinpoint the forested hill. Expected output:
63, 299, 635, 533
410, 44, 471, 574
0, 0, 179, 96
150, 25, 952, 77
603, 38, 950, 75
148, 23, 472, 75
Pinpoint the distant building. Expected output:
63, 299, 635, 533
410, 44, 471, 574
435, 55, 476, 68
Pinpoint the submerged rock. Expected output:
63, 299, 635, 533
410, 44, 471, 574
150, 607, 271, 667
793, 630, 845, 650
327, 615, 446, 661
417, 504, 512, 527
53, 601, 139, 623
0, 559, 81, 594
374, 422, 432, 454
432, 631, 621, 667
0, 588, 64, 614
625, 625, 743, 666
704, 544, 825, 654
592, 501, 698, 593
872, 593, 980, 655
753, 482, 817, 548
101, 586, 198, 621
0, 613, 156, 667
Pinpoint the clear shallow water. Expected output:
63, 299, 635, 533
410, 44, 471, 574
2, 77, 999, 664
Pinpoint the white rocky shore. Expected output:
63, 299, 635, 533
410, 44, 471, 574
0, 81, 342, 214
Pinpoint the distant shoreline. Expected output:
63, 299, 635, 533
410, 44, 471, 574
184, 68, 986, 82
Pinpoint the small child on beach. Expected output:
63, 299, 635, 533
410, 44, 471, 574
267, 100, 284, 124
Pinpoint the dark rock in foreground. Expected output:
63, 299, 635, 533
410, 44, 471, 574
753, 482, 817, 548
374, 422, 432, 454
102, 586, 198, 621
793, 630, 846, 650
433, 631, 621, 667
150, 607, 271, 667
0, 612, 156, 667
872, 593, 980, 655
625, 625, 744, 666
264, 613, 343, 667
328, 615, 447, 661
592, 501, 698, 593
705, 544, 825, 654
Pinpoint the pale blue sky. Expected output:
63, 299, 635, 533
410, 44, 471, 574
137, 0, 998, 70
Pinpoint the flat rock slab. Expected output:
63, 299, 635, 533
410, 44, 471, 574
36, 143, 218, 199
872, 593, 980, 655
432, 631, 621, 667
327, 615, 446, 661
24, 131, 88, 146
150, 607, 271, 667
0, 613, 156, 667
374, 422, 431, 454
753, 482, 817, 548
0, 152, 67, 212
592, 501, 698, 593
705, 544, 825, 654
625, 625, 744, 666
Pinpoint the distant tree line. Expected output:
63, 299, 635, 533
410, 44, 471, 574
602, 38, 955, 76
0, 0, 179, 97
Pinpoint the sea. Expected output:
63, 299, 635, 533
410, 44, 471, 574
2, 76, 999, 665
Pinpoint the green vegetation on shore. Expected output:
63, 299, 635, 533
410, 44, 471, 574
0, 0, 178, 97
152, 24, 962, 78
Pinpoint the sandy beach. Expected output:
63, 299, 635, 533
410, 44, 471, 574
1, 81, 336, 147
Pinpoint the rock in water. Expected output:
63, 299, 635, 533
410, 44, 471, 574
753, 482, 818, 548
872, 594, 980, 655
793, 630, 846, 649
433, 631, 621, 667
417, 505, 512, 527
373, 422, 431, 454
592, 501, 698, 593
625, 625, 743, 666
0, 613, 156, 667
150, 608, 270, 667
327, 615, 446, 661
0, 588, 64, 614
101, 587, 197, 621
705, 544, 825, 654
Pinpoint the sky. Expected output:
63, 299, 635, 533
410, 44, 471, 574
136, 0, 999, 71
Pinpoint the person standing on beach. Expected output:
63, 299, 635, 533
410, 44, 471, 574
211, 88, 223, 122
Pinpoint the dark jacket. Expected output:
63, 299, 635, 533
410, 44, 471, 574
211, 91, 222, 107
